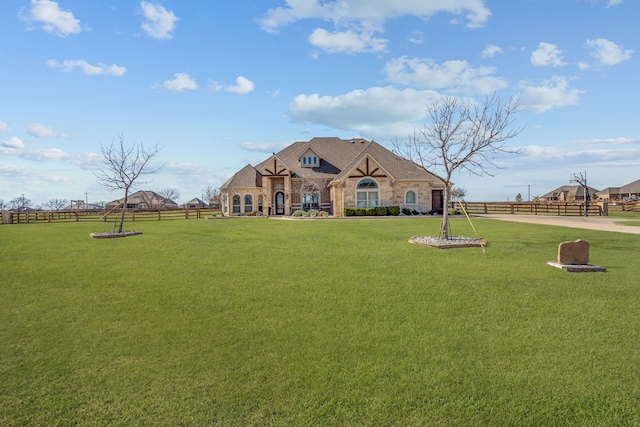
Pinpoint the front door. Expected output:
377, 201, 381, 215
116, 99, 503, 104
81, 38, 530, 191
432, 190, 443, 214
275, 191, 285, 215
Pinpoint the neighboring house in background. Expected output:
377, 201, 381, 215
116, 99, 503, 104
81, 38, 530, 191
219, 137, 446, 217
185, 198, 208, 208
598, 179, 640, 201
105, 190, 179, 210
595, 187, 620, 202
539, 185, 600, 202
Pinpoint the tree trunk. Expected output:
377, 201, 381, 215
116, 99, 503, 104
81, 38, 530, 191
440, 178, 452, 239
118, 188, 129, 233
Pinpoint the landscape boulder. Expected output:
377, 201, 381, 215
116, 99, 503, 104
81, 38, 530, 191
557, 239, 589, 265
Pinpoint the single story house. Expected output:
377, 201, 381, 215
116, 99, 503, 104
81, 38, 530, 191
597, 179, 640, 201
106, 190, 178, 210
185, 198, 208, 208
539, 185, 600, 202
219, 137, 446, 217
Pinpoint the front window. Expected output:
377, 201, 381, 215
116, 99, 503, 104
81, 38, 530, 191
232, 195, 241, 214
405, 190, 416, 204
302, 193, 319, 211
356, 178, 379, 208
244, 194, 253, 213
258, 194, 263, 212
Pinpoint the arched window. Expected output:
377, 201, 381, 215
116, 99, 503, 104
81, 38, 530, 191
244, 194, 253, 213
405, 190, 416, 204
356, 178, 379, 208
232, 195, 241, 214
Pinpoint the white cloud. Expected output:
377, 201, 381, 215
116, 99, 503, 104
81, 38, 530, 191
519, 76, 582, 113
0, 122, 9, 132
530, 42, 566, 67
384, 56, 507, 95
46, 59, 126, 76
309, 28, 387, 54
238, 141, 290, 153
408, 30, 424, 45
585, 38, 632, 66
160, 73, 198, 92
28, 123, 68, 138
0, 145, 102, 169
20, 0, 82, 36
260, 0, 491, 32
289, 86, 441, 134
225, 76, 255, 95
584, 0, 624, 6
209, 77, 255, 95
482, 44, 502, 58
259, 1, 490, 55
569, 136, 640, 146
2, 137, 24, 149
140, 1, 178, 40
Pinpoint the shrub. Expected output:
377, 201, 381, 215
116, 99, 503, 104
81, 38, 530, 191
375, 206, 388, 216
411, 209, 420, 215
402, 208, 412, 215
320, 211, 329, 217
308, 209, 319, 217
292, 210, 306, 217
345, 208, 356, 217
387, 206, 400, 216
356, 208, 367, 216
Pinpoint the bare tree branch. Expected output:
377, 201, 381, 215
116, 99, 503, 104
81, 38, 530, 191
94, 133, 163, 233
394, 94, 524, 239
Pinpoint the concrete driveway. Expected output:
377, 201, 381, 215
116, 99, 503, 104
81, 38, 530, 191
474, 214, 640, 235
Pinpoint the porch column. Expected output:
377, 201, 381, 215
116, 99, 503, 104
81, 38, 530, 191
284, 175, 292, 215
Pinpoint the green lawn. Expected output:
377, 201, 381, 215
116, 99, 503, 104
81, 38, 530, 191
1, 217, 639, 426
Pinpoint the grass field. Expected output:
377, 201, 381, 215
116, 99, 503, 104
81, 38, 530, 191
1, 217, 639, 426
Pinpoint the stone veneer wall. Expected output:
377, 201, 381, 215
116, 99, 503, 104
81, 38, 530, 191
341, 176, 435, 213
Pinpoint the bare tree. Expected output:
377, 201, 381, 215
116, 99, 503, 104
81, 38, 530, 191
45, 198, 69, 211
158, 188, 180, 203
451, 186, 467, 200
94, 134, 163, 233
203, 185, 221, 209
9, 195, 32, 212
138, 191, 175, 209
394, 94, 523, 239
0, 199, 6, 210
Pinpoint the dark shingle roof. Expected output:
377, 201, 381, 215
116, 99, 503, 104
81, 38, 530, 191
620, 179, 640, 194
220, 164, 261, 189
254, 137, 444, 184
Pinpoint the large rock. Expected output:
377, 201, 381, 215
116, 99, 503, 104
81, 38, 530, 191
557, 239, 589, 265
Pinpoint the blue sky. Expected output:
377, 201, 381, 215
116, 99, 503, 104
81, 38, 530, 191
1, 0, 638, 206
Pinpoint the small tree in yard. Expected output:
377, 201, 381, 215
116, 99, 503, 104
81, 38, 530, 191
94, 134, 163, 233
394, 94, 523, 239
203, 186, 222, 210
515, 193, 523, 203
